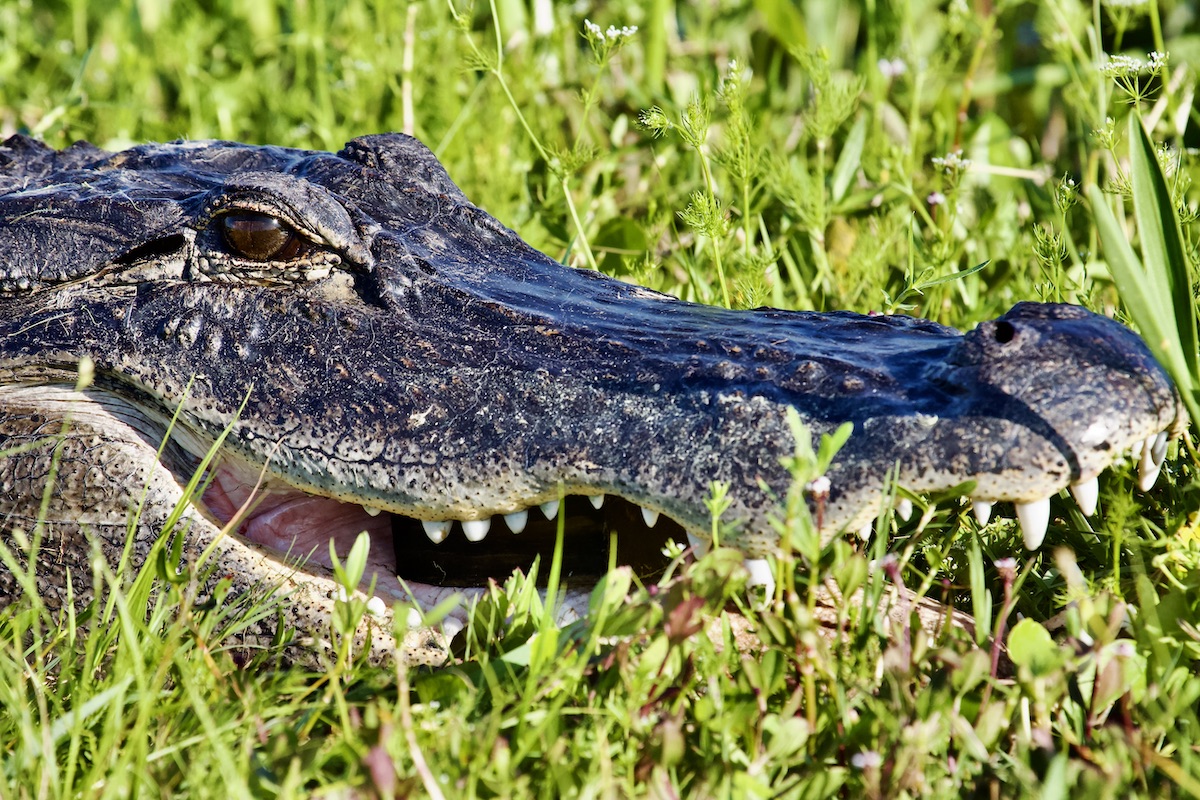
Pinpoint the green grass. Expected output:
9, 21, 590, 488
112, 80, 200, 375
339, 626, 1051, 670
3, 0, 1200, 795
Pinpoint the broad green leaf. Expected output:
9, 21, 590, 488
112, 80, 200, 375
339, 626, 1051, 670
1128, 114, 1198, 378
1087, 185, 1194, 404
1007, 618, 1065, 675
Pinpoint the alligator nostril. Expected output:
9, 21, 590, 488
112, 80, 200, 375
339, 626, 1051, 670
994, 321, 1016, 343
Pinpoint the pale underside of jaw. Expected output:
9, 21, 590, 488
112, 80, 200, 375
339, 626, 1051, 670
194, 427, 1171, 622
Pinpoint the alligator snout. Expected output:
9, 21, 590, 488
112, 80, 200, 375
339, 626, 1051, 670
0, 132, 1182, 649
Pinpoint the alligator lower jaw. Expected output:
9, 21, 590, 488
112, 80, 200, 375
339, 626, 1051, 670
198, 456, 690, 618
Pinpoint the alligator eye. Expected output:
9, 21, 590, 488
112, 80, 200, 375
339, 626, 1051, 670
219, 212, 309, 261
993, 320, 1016, 343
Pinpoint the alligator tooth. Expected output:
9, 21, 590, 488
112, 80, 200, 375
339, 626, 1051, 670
686, 532, 710, 558
856, 521, 873, 540
362, 505, 383, 517
406, 607, 424, 628
589, 494, 605, 510
895, 498, 913, 522
1070, 477, 1098, 516
462, 518, 491, 542
641, 507, 660, 527
1137, 459, 1162, 491
1131, 438, 1144, 460
366, 596, 387, 616
503, 510, 528, 533
744, 557, 775, 598
1151, 431, 1168, 466
1015, 498, 1050, 549
422, 520, 452, 544
1137, 436, 1163, 491
972, 500, 993, 525
539, 499, 560, 520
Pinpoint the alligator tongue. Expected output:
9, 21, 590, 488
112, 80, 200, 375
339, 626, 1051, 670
392, 496, 687, 586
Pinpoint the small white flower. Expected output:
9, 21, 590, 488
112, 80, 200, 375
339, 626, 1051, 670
877, 57, 907, 79
927, 191, 946, 206
583, 18, 603, 39
605, 24, 638, 41
806, 475, 831, 498
1100, 53, 1145, 77
931, 150, 971, 172
851, 751, 883, 769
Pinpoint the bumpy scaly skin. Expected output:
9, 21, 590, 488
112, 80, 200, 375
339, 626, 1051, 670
0, 133, 1182, 664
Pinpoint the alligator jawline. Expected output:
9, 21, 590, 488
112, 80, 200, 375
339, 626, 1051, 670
199, 457, 686, 604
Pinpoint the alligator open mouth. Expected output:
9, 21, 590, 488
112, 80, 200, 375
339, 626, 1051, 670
199, 454, 690, 616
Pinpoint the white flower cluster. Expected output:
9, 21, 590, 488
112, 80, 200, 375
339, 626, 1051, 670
1101, 50, 1168, 77
931, 150, 971, 173
1101, 0, 1149, 8
583, 18, 638, 43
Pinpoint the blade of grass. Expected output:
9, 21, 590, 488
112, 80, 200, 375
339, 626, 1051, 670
1087, 183, 1199, 426
1127, 114, 1199, 379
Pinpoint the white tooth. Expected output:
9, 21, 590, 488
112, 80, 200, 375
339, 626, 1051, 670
539, 499, 560, 520
1151, 431, 1168, 466
686, 532, 709, 558
366, 596, 387, 616
1132, 438, 1145, 459
442, 618, 464, 639
641, 507, 660, 527
406, 608, 424, 628
895, 498, 913, 522
362, 505, 383, 517
422, 520, 452, 544
972, 500, 993, 525
1138, 436, 1163, 491
856, 521, 873, 540
503, 510, 528, 533
744, 558, 775, 598
1070, 477, 1098, 516
462, 518, 491, 542
1137, 458, 1163, 492
589, 494, 605, 509
1016, 498, 1051, 549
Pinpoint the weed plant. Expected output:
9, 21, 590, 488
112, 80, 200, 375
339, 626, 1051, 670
2, 0, 1200, 796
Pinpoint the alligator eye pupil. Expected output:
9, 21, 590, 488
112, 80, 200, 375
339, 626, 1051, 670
994, 321, 1016, 343
219, 212, 302, 260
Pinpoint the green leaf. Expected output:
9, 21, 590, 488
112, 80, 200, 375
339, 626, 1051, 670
830, 114, 866, 203
1128, 114, 1198, 378
1087, 184, 1198, 421
1007, 618, 1064, 675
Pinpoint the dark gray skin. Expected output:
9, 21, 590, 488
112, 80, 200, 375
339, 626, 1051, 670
0, 133, 1181, 663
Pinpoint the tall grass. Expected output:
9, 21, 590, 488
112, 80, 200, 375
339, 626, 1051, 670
2, 0, 1200, 796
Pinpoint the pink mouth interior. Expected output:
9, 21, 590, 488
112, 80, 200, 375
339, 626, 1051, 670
198, 461, 428, 605
195, 459, 604, 623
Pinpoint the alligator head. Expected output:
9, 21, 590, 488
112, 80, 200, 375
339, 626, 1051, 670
0, 133, 1181, 662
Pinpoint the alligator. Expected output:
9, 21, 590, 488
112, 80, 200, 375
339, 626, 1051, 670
0, 133, 1182, 664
